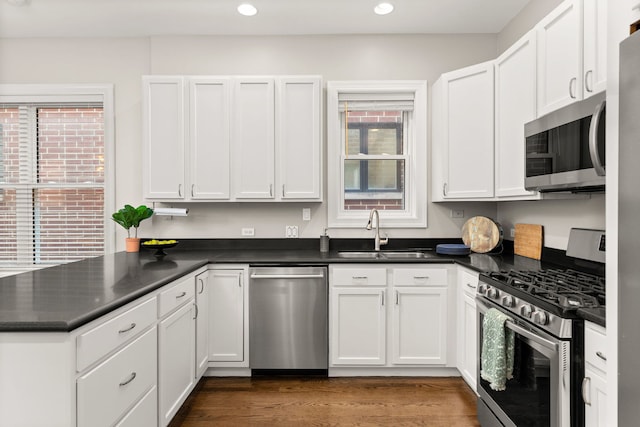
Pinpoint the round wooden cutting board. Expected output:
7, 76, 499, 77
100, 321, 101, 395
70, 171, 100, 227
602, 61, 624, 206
461, 216, 503, 253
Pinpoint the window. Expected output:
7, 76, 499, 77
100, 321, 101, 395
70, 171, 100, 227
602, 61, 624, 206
0, 85, 114, 268
327, 81, 427, 228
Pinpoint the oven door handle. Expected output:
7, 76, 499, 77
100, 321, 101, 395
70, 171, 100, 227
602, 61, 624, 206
505, 319, 558, 351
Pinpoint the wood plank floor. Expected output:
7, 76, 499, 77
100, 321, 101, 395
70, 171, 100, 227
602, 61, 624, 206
169, 376, 480, 426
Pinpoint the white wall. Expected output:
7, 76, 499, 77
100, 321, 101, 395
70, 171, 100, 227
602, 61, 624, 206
0, 34, 499, 249
497, 0, 563, 54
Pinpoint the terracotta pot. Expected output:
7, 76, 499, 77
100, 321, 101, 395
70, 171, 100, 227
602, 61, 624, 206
125, 237, 140, 253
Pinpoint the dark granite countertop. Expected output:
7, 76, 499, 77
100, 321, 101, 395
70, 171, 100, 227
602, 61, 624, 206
0, 238, 605, 332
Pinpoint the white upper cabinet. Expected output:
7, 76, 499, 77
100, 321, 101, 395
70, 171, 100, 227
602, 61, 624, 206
232, 77, 276, 199
432, 61, 494, 201
143, 75, 322, 202
536, 0, 607, 116
277, 77, 322, 200
494, 31, 539, 199
189, 78, 231, 200
582, 0, 607, 97
142, 76, 186, 200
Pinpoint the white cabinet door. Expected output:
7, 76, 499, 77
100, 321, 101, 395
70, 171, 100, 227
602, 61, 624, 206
494, 31, 539, 199
390, 287, 447, 365
232, 78, 275, 199
330, 287, 386, 366
277, 76, 322, 200
189, 77, 231, 200
209, 270, 245, 363
584, 368, 607, 427
142, 76, 186, 200
158, 302, 196, 427
536, 0, 583, 115
582, 0, 607, 97
195, 271, 209, 378
457, 267, 479, 391
433, 61, 494, 200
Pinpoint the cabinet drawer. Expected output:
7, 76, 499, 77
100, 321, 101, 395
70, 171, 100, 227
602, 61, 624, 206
585, 322, 607, 373
158, 275, 195, 317
77, 297, 157, 372
115, 386, 157, 427
77, 328, 157, 427
331, 267, 387, 287
392, 268, 447, 286
459, 269, 479, 297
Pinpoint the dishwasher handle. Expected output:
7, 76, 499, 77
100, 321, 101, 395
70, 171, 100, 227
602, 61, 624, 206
250, 273, 325, 279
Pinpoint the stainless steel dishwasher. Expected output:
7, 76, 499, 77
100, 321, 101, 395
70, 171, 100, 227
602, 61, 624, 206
249, 266, 328, 372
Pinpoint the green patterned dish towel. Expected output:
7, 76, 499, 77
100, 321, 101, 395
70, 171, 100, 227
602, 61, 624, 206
480, 307, 515, 391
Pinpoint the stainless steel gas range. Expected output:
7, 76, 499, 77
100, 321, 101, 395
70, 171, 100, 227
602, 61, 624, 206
476, 228, 605, 427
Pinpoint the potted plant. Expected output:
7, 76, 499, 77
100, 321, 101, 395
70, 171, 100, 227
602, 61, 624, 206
112, 204, 154, 252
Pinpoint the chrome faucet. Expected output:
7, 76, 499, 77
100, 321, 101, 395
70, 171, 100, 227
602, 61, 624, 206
366, 209, 388, 251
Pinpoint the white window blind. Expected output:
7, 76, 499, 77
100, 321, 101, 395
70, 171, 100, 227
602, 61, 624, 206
0, 102, 105, 266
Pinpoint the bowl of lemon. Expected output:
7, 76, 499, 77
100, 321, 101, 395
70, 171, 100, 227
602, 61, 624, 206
141, 239, 178, 257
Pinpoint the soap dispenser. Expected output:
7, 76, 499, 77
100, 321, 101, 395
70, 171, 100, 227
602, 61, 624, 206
320, 228, 330, 253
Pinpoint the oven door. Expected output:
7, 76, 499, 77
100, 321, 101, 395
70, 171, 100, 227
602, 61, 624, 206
476, 297, 571, 427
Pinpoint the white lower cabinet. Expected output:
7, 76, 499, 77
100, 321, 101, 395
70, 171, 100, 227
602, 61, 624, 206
329, 264, 453, 372
158, 300, 196, 427
331, 287, 387, 365
583, 321, 607, 427
456, 266, 479, 392
77, 328, 157, 427
115, 386, 158, 427
208, 267, 248, 365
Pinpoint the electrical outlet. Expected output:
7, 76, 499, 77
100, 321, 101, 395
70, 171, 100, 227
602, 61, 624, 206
241, 227, 255, 237
302, 208, 311, 221
451, 210, 464, 218
286, 226, 299, 238
510, 228, 516, 238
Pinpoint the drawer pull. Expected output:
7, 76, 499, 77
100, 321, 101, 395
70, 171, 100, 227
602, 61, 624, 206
413, 276, 429, 280
466, 283, 477, 289
118, 323, 136, 334
176, 291, 187, 299
352, 276, 368, 280
119, 372, 137, 387
596, 351, 607, 361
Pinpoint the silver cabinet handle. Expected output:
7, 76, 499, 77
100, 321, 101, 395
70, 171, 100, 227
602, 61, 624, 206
466, 283, 477, 289
250, 274, 325, 279
191, 184, 195, 197
193, 303, 199, 320
395, 290, 399, 305
585, 70, 593, 93
596, 351, 607, 361
282, 185, 285, 197
582, 377, 591, 405
569, 77, 577, 99
413, 276, 429, 280
381, 291, 385, 306
198, 278, 205, 294
119, 372, 137, 387
443, 183, 448, 196
269, 184, 273, 197
118, 323, 136, 334
588, 100, 606, 176
178, 184, 183, 197
176, 291, 187, 298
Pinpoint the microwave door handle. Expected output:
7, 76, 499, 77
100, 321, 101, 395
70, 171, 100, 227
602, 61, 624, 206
588, 100, 606, 176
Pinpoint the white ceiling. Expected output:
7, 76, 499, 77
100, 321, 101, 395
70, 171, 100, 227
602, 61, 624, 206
0, 0, 530, 38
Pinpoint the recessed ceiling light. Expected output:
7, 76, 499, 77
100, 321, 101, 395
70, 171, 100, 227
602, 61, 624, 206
374, 2, 394, 15
237, 3, 258, 17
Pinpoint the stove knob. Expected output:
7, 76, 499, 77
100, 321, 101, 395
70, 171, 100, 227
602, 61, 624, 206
501, 295, 515, 307
478, 283, 487, 294
520, 304, 534, 318
533, 311, 549, 326
487, 288, 500, 300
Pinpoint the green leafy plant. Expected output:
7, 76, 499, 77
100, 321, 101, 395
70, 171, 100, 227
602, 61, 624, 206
111, 204, 154, 238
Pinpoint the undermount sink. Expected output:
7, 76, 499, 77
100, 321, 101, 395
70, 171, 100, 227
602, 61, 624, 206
337, 251, 434, 259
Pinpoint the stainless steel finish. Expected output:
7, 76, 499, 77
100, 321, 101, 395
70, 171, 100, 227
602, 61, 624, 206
524, 91, 606, 192
366, 209, 388, 250
476, 282, 573, 338
566, 228, 605, 263
337, 251, 434, 259
619, 30, 640, 425
476, 297, 570, 427
249, 266, 328, 370
588, 99, 606, 176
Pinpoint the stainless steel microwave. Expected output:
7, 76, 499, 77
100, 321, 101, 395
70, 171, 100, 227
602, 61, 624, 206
524, 91, 606, 192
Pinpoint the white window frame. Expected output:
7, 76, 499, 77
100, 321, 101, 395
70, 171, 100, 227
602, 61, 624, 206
327, 80, 427, 228
0, 84, 116, 264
